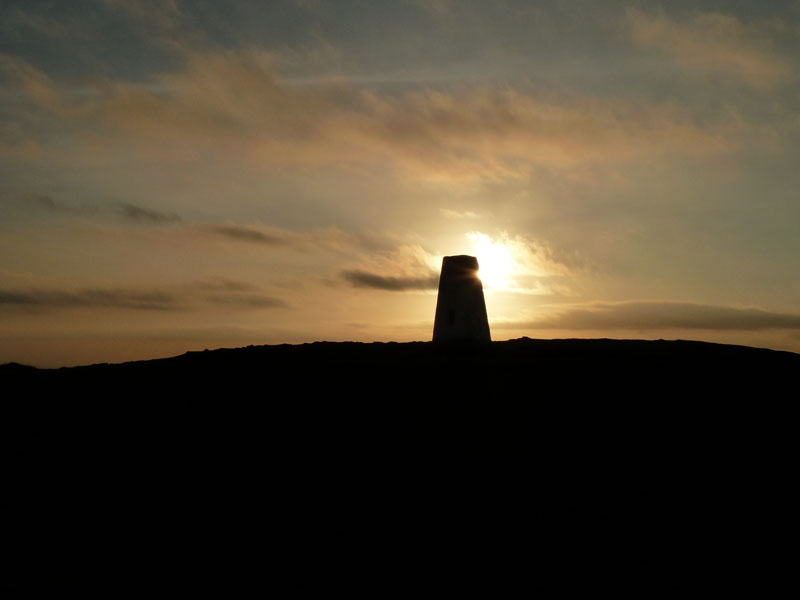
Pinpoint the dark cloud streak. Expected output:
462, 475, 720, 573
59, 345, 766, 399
205, 225, 286, 245
20, 195, 179, 224
119, 203, 181, 224
0, 282, 288, 312
21, 193, 96, 215
206, 294, 288, 308
24, 193, 59, 211
183, 277, 260, 292
0, 288, 178, 310
341, 269, 438, 291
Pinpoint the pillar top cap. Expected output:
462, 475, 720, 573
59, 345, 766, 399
442, 255, 479, 270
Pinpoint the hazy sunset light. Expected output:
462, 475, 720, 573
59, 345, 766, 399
2, 0, 800, 367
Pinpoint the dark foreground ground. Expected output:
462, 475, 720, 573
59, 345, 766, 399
2, 338, 797, 593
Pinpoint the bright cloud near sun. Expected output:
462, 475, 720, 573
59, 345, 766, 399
468, 232, 515, 290
467, 231, 568, 293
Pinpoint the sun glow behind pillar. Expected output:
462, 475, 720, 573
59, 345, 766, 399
467, 232, 515, 290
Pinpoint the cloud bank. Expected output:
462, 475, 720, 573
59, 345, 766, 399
1, 46, 742, 181
506, 301, 800, 332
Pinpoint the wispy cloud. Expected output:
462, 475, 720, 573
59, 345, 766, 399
626, 8, 793, 89
23, 193, 65, 212
0, 54, 64, 113
441, 208, 482, 220
3, 9, 75, 39
411, 0, 453, 18
502, 301, 800, 331
98, 0, 185, 41
119, 203, 181, 224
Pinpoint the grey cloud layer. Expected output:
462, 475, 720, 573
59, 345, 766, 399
626, 8, 795, 90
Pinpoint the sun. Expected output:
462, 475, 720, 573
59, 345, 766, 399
468, 232, 515, 290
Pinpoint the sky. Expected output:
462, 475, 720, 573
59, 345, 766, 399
2, 0, 800, 367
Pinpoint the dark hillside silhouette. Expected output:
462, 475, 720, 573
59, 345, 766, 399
3, 338, 797, 593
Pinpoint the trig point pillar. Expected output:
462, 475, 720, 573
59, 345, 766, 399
432, 255, 491, 342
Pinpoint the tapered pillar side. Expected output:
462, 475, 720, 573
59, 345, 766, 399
432, 255, 491, 342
